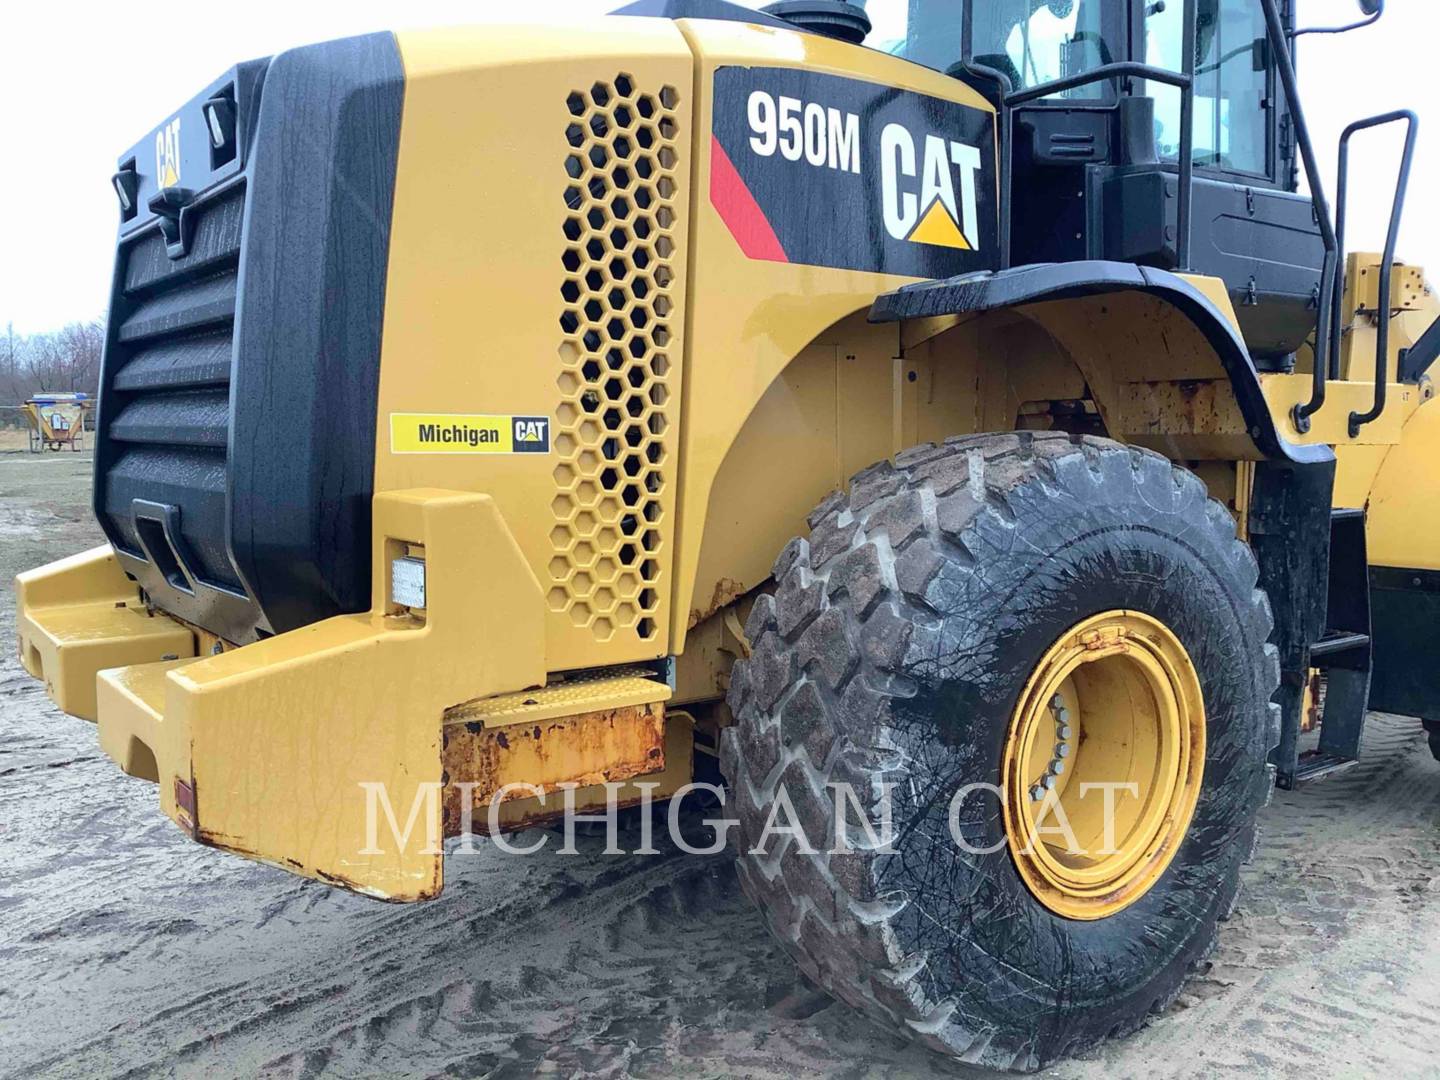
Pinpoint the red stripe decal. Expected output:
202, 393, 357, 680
709, 136, 788, 264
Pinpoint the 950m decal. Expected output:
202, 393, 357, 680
390, 414, 551, 455
711, 67, 997, 277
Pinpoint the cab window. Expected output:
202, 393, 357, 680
968, 0, 1117, 99
857, 0, 965, 73
855, 0, 1120, 99
1145, 0, 1270, 176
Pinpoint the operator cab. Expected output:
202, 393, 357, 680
855, 0, 1322, 365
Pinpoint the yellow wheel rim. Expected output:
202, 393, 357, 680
1001, 611, 1205, 921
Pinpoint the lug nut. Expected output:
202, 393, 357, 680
1042, 774, 1057, 790
1030, 784, 1045, 802
1050, 694, 1065, 711
1057, 723, 1073, 740
1055, 743, 1070, 759
1050, 759, 1066, 776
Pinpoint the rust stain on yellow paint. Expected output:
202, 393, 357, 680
441, 703, 665, 834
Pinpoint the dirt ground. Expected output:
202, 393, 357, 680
2, 447, 1438, 1080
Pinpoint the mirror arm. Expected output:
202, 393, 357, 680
1292, 1, 1384, 38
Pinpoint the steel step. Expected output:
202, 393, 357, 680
1292, 751, 1361, 784
443, 666, 671, 730
1310, 631, 1371, 660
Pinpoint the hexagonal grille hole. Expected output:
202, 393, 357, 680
553, 77, 681, 642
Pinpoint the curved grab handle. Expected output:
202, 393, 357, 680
1339, 110, 1419, 438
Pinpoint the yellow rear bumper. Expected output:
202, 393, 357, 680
15, 546, 195, 721
14, 490, 550, 900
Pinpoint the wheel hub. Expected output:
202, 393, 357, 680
1001, 611, 1206, 920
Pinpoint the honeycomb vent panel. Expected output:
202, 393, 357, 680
552, 76, 681, 646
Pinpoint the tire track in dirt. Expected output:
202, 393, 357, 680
6, 686, 1437, 1079
3, 452, 1440, 1079
1054, 713, 1440, 1079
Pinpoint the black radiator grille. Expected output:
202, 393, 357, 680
98, 183, 245, 596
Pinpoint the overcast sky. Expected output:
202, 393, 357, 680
0, 1, 1430, 335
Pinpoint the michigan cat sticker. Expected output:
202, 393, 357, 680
710, 67, 997, 277
390, 414, 551, 454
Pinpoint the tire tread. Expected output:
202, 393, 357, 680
723, 433, 1280, 1072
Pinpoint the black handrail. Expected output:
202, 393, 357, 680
1329, 111, 1419, 380
1341, 110, 1419, 437
1002, 56, 1196, 269
1004, 60, 1190, 106
950, 58, 1014, 269
1179, 0, 1196, 273
1261, 0, 1341, 432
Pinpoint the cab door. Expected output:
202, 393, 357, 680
1128, 0, 1324, 363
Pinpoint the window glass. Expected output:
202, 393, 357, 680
855, 0, 965, 73
742, 1, 1116, 98
968, 0, 1114, 98
1145, 0, 1269, 175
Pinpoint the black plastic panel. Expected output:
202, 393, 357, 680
92, 34, 403, 644
1193, 179, 1325, 359
1369, 565, 1440, 722
1017, 108, 1111, 165
112, 61, 266, 241
228, 33, 403, 637
102, 447, 234, 590
95, 180, 248, 616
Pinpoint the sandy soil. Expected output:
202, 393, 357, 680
1, 448, 1438, 1079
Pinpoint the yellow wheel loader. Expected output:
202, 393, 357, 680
14, 0, 1439, 1068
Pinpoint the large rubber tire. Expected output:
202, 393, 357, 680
722, 432, 1280, 1071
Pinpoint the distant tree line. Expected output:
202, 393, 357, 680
1, 320, 104, 426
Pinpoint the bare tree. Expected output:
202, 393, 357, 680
0, 319, 105, 427
53, 320, 105, 393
